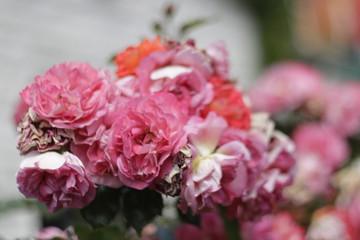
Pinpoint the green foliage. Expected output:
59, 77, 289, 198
80, 186, 163, 236
179, 19, 209, 39
121, 188, 163, 236
81, 186, 122, 229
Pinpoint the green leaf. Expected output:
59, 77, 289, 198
120, 188, 163, 236
152, 22, 163, 35
108, 54, 117, 64
80, 185, 121, 229
179, 18, 209, 36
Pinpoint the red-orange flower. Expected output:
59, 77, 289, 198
201, 76, 251, 130
115, 37, 167, 78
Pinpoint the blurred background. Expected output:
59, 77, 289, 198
1, 0, 359, 238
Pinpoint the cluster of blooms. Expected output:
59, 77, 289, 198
14, 38, 295, 237
248, 61, 356, 203
175, 211, 306, 240
244, 61, 360, 239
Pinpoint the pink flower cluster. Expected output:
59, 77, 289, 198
15, 38, 294, 221
175, 211, 305, 240
248, 61, 358, 203
249, 61, 360, 138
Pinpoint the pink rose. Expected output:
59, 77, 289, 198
106, 92, 188, 190
242, 213, 306, 240
221, 130, 295, 220
20, 62, 113, 129
220, 128, 268, 190
16, 151, 96, 212
71, 139, 122, 188
293, 123, 349, 171
248, 62, 323, 114
35, 226, 78, 240
135, 47, 213, 115
180, 113, 249, 213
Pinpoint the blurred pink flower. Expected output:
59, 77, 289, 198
35, 226, 78, 240
307, 207, 358, 240
106, 92, 188, 190
242, 213, 305, 240
175, 212, 227, 240
321, 81, 360, 136
286, 153, 333, 204
205, 41, 229, 79
248, 62, 323, 114
293, 123, 349, 171
16, 151, 96, 212
20, 62, 113, 129
179, 113, 249, 213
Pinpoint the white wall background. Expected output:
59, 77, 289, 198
0, 0, 260, 238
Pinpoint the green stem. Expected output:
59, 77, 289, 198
219, 207, 242, 240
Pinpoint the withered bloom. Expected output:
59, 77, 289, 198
155, 147, 191, 197
17, 108, 73, 155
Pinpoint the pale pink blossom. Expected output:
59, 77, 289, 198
293, 123, 349, 171
242, 213, 306, 240
106, 92, 188, 190
248, 62, 323, 114
35, 226, 78, 240
180, 113, 249, 213
20, 62, 113, 129
16, 151, 96, 212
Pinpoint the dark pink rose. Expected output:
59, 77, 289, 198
16, 151, 96, 212
106, 92, 188, 190
20, 62, 113, 129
